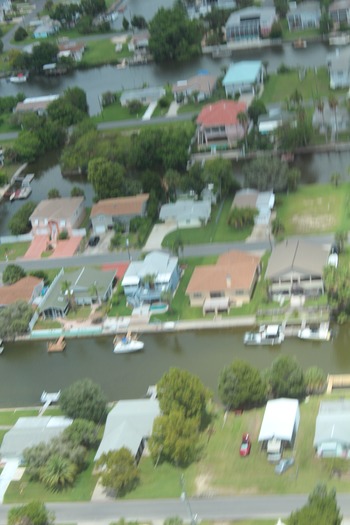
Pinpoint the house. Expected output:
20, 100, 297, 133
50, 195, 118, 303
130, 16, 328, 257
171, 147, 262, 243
40, 267, 116, 319
196, 100, 247, 149
172, 74, 218, 102
186, 250, 261, 313
232, 188, 275, 225
33, 19, 60, 38
0, 0, 12, 22
0, 416, 72, 461
0, 276, 44, 308
128, 31, 150, 52
121, 251, 181, 307
14, 95, 59, 115
222, 61, 264, 97
258, 110, 296, 135
120, 86, 166, 107
94, 398, 160, 463
328, 48, 350, 89
159, 200, 211, 228
329, 0, 350, 27
287, 1, 321, 30
225, 7, 277, 42
313, 400, 350, 458
90, 194, 149, 234
58, 41, 85, 62
265, 239, 329, 299
30, 197, 85, 240
258, 398, 300, 453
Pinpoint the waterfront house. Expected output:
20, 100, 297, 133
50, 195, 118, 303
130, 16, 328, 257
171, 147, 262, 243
30, 197, 85, 240
1, 416, 72, 461
314, 400, 350, 458
94, 398, 160, 463
225, 7, 277, 42
186, 250, 261, 313
172, 74, 218, 102
128, 31, 150, 52
0, 276, 44, 308
223, 61, 264, 96
58, 41, 85, 62
258, 109, 296, 135
14, 95, 59, 115
232, 188, 275, 226
328, 48, 350, 88
287, 1, 321, 30
120, 86, 165, 107
265, 239, 329, 300
196, 100, 247, 149
159, 199, 211, 228
121, 251, 180, 307
329, 0, 350, 27
90, 194, 149, 234
258, 398, 300, 453
33, 18, 60, 38
40, 267, 116, 319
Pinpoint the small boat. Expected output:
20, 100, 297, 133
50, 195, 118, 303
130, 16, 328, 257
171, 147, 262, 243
113, 332, 144, 354
293, 39, 307, 49
47, 336, 66, 352
9, 72, 28, 83
244, 325, 285, 346
40, 390, 61, 403
329, 33, 350, 46
0, 339, 4, 354
9, 186, 32, 201
298, 322, 331, 341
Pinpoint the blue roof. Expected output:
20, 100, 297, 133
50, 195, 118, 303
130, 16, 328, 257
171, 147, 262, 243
223, 61, 262, 86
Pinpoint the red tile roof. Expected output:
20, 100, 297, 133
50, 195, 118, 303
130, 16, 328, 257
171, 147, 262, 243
197, 100, 247, 127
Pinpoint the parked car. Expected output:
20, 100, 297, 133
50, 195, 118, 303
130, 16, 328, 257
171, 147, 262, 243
88, 235, 100, 247
239, 433, 251, 457
274, 457, 294, 475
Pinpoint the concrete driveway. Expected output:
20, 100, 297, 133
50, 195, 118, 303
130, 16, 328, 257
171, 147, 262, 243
143, 220, 178, 252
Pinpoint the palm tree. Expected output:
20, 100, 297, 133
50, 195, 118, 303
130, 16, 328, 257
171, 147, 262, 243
40, 455, 76, 490
61, 280, 76, 312
316, 98, 327, 143
172, 235, 184, 257
328, 95, 338, 141
289, 89, 303, 109
142, 274, 156, 290
237, 111, 248, 152
89, 281, 100, 305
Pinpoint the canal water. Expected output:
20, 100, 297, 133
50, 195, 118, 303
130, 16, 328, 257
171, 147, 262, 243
2, 325, 350, 407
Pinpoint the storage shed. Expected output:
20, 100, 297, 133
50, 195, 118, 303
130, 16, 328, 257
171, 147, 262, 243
313, 400, 350, 458
258, 398, 300, 452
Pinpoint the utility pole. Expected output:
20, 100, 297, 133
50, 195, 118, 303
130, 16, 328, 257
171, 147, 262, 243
180, 474, 197, 525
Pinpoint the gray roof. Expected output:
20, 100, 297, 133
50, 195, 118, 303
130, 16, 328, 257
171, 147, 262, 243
122, 251, 178, 287
30, 197, 84, 222
288, 1, 320, 14
159, 199, 211, 223
94, 399, 160, 460
258, 398, 300, 442
265, 239, 329, 279
120, 86, 165, 105
1, 416, 72, 460
40, 267, 115, 313
314, 400, 350, 446
226, 6, 276, 27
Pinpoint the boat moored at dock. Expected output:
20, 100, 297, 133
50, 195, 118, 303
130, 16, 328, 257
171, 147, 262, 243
244, 325, 284, 346
113, 333, 144, 354
298, 322, 331, 341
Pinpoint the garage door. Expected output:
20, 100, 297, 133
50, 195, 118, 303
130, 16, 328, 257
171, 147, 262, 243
94, 225, 106, 234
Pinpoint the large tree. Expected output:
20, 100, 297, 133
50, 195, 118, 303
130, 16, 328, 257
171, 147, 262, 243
0, 301, 33, 339
30, 42, 59, 73
202, 157, 236, 198
149, 3, 202, 63
157, 367, 209, 428
88, 157, 125, 200
218, 360, 266, 410
60, 378, 107, 423
3, 264, 25, 284
242, 157, 290, 192
63, 419, 98, 448
269, 355, 306, 399
97, 448, 139, 496
8, 501, 54, 525
288, 484, 342, 525
324, 264, 350, 323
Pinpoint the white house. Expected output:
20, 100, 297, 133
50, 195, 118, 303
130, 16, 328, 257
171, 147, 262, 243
258, 398, 300, 453
159, 200, 211, 228
314, 400, 350, 458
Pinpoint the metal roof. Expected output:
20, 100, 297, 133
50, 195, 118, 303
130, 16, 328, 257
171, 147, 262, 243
258, 398, 300, 442
122, 251, 178, 287
159, 200, 211, 223
314, 400, 350, 446
223, 61, 263, 86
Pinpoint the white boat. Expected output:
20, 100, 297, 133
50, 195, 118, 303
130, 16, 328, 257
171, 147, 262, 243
298, 322, 331, 341
9, 73, 27, 83
244, 325, 285, 346
0, 339, 4, 354
113, 333, 144, 354
40, 390, 61, 404
329, 33, 350, 46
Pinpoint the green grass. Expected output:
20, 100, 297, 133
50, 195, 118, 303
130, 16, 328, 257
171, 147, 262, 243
93, 101, 147, 123
34, 319, 62, 330
0, 409, 39, 425
162, 200, 252, 249
0, 242, 30, 261
260, 67, 346, 105
4, 451, 99, 503
276, 183, 350, 235
66, 305, 92, 320
281, 19, 321, 41
80, 39, 120, 67
108, 282, 132, 317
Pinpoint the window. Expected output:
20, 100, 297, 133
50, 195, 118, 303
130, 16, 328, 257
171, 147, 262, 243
193, 292, 202, 298
210, 291, 223, 298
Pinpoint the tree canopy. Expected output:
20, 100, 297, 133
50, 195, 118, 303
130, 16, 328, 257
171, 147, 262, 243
97, 448, 139, 496
88, 157, 126, 200
0, 301, 33, 339
8, 501, 54, 525
324, 264, 350, 323
269, 355, 306, 399
288, 484, 342, 525
157, 367, 209, 428
218, 360, 266, 410
3, 264, 26, 284
60, 378, 107, 423
8, 201, 36, 235
242, 157, 290, 192
149, 3, 203, 63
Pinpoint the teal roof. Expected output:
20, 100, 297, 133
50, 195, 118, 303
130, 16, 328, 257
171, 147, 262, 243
223, 61, 262, 86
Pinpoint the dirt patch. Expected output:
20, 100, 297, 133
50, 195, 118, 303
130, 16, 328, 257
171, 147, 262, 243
195, 473, 214, 496
291, 214, 336, 232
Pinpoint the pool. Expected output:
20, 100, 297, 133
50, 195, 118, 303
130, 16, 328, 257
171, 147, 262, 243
149, 303, 168, 314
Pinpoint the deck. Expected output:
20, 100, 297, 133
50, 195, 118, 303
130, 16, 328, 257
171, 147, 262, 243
326, 374, 350, 394
47, 336, 66, 352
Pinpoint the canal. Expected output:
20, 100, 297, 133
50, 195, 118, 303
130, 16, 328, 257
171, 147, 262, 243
1, 324, 350, 408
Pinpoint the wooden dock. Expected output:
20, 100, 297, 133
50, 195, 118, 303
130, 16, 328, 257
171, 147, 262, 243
47, 336, 66, 352
326, 374, 350, 394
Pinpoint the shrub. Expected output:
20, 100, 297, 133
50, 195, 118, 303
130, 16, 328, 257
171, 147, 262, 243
14, 26, 28, 42
58, 230, 69, 240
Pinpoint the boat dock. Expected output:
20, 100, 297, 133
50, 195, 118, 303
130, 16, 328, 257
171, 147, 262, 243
47, 336, 66, 352
39, 390, 60, 415
327, 375, 350, 394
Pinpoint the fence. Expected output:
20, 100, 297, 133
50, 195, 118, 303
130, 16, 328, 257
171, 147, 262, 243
0, 234, 32, 244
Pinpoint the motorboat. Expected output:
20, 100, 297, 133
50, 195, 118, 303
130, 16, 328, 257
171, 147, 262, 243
329, 33, 350, 46
298, 322, 331, 341
293, 39, 307, 49
244, 325, 285, 346
40, 390, 61, 403
113, 333, 144, 354
9, 72, 28, 83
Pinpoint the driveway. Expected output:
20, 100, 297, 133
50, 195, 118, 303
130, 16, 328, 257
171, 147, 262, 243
0, 459, 20, 503
143, 220, 178, 252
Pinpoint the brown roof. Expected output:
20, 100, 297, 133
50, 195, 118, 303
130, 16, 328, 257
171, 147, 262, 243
0, 276, 42, 306
58, 42, 85, 52
90, 194, 149, 218
232, 189, 259, 209
186, 250, 261, 295
30, 197, 84, 222
197, 100, 247, 127
172, 74, 217, 95
265, 239, 329, 279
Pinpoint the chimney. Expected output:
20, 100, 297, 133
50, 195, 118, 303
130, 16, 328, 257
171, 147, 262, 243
226, 274, 231, 289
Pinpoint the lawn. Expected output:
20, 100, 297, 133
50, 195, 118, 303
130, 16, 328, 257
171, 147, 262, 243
108, 282, 132, 317
162, 200, 252, 249
80, 39, 121, 67
276, 183, 350, 235
93, 101, 147, 123
0, 242, 30, 261
260, 67, 346, 105
281, 20, 321, 41
0, 409, 38, 426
